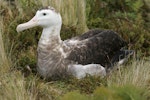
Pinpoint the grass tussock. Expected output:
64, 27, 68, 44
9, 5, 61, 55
0, 19, 10, 73
0, 0, 150, 99
107, 60, 150, 88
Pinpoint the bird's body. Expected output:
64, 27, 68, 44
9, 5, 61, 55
17, 6, 132, 79
66, 29, 126, 66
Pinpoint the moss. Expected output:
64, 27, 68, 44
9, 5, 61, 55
60, 85, 147, 100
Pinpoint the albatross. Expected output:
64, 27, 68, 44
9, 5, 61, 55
16, 6, 133, 79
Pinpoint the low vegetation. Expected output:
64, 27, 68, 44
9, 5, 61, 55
0, 0, 150, 99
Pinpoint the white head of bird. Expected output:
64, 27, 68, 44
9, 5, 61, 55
16, 6, 62, 33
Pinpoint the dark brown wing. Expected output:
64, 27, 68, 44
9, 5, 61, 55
73, 29, 104, 40
66, 30, 127, 67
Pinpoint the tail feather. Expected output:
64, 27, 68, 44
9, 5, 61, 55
106, 50, 134, 73
111, 50, 134, 65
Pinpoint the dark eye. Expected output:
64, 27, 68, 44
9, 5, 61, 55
43, 13, 47, 16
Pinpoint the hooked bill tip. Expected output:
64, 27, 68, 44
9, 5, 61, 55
16, 25, 23, 33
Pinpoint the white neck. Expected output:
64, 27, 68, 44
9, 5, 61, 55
39, 24, 62, 45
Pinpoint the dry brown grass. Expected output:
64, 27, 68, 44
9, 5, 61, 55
107, 60, 150, 95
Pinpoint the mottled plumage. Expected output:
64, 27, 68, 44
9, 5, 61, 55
16, 6, 132, 79
66, 29, 126, 67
